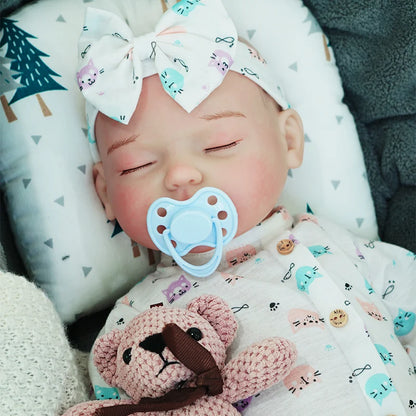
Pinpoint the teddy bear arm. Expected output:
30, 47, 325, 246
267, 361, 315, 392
220, 337, 297, 403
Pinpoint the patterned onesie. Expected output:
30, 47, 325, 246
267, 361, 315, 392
89, 209, 416, 415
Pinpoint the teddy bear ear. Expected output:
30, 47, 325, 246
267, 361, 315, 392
93, 328, 123, 386
187, 295, 237, 348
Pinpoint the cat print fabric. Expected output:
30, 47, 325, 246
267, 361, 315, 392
76, 0, 239, 125
92, 210, 416, 415
162, 274, 192, 303
76, 0, 289, 164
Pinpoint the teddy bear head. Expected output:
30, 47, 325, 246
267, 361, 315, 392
93, 295, 238, 402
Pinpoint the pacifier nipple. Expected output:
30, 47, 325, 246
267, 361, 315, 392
147, 187, 238, 277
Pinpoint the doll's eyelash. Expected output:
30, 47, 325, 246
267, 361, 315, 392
119, 141, 240, 174
120, 162, 153, 175
205, 141, 239, 153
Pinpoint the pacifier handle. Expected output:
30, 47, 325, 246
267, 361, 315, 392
162, 218, 224, 278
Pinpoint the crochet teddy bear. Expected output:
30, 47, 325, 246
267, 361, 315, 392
63, 295, 297, 416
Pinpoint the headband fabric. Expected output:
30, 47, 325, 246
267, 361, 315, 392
76, 0, 289, 162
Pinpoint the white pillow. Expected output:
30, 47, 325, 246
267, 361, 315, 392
0, 0, 378, 323
223, 0, 378, 234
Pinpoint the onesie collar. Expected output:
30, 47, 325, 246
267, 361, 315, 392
158, 207, 294, 274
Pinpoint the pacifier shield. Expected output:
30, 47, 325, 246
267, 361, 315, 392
147, 187, 238, 277
170, 210, 212, 244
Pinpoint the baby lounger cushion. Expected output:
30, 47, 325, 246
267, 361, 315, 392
0, 0, 378, 323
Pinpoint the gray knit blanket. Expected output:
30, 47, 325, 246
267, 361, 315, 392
304, 0, 416, 252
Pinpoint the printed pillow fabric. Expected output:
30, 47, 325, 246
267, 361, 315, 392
224, 0, 377, 237
0, 0, 378, 323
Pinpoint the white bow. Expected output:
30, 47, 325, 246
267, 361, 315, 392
77, 0, 237, 124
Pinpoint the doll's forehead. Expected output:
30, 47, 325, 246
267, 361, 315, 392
94, 71, 274, 161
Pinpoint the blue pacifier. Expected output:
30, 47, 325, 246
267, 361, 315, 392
147, 187, 238, 277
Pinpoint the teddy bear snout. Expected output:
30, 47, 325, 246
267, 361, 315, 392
139, 331, 182, 377
139, 333, 166, 354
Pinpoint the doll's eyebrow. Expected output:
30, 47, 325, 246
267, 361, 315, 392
105, 112, 244, 155
107, 135, 138, 156
199, 110, 246, 121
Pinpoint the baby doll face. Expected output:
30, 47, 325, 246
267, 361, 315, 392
94, 72, 303, 251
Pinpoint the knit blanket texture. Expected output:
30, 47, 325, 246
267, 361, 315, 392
304, 0, 416, 252
0, 272, 89, 415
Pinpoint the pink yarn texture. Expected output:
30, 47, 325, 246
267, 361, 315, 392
63, 295, 297, 415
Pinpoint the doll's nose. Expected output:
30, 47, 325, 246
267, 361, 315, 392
139, 333, 165, 354
164, 163, 203, 194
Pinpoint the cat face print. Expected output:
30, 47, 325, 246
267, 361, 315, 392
162, 275, 192, 304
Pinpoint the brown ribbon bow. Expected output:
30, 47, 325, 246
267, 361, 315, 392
95, 323, 224, 416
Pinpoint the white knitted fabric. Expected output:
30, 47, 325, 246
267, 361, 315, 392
0, 271, 89, 415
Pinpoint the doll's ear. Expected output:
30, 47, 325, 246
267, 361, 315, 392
93, 162, 116, 221
93, 329, 123, 386
187, 295, 237, 348
278, 108, 304, 169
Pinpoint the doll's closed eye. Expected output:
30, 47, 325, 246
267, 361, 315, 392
204, 140, 240, 153
121, 162, 154, 176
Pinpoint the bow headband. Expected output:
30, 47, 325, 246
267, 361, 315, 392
76, 0, 289, 162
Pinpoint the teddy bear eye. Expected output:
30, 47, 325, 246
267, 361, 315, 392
186, 327, 203, 341
123, 347, 132, 365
